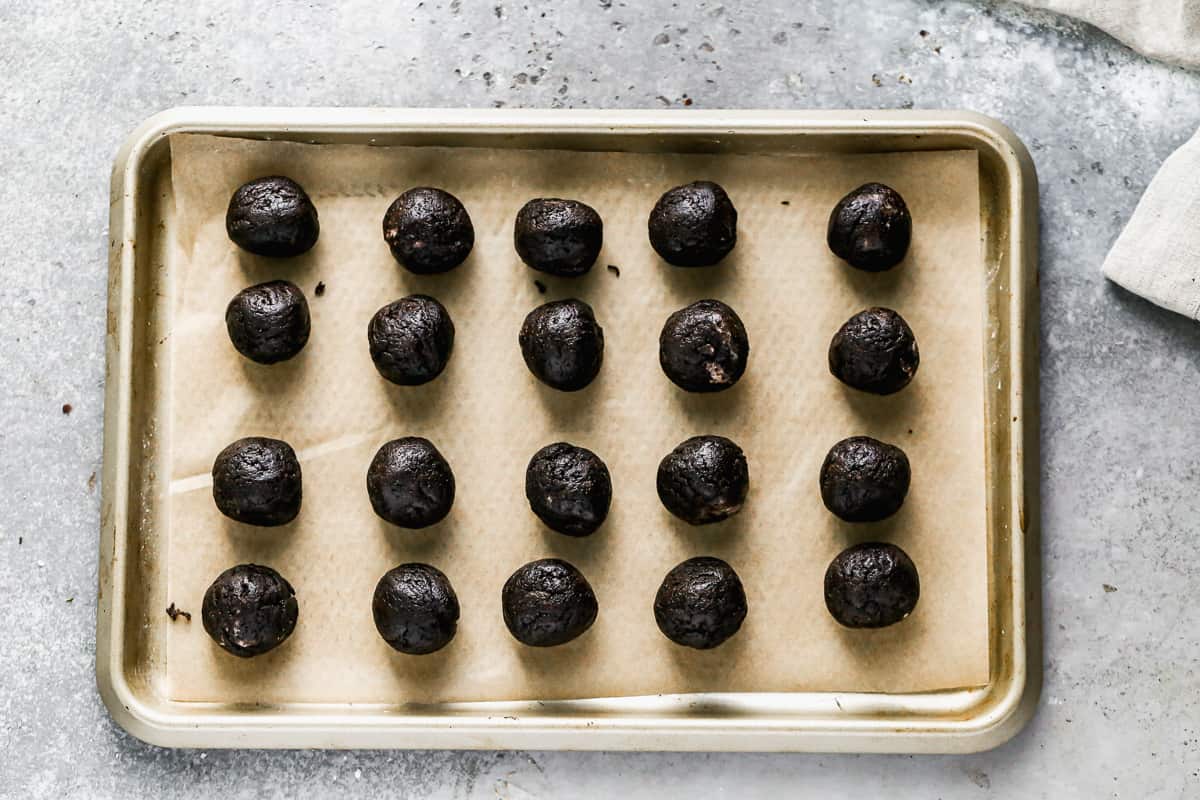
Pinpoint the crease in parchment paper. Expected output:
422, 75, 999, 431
164, 133, 989, 704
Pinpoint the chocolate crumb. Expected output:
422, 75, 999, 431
606, 264, 621, 277
534, 279, 548, 294
683, 97, 693, 106
314, 281, 326, 297
166, 602, 193, 622
61, 403, 72, 415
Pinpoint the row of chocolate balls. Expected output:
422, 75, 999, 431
212, 432, 912, 535
226, 176, 912, 276
227, 285, 920, 397
202, 539, 919, 661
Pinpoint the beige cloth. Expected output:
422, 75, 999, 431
1022, 0, 1200, 67
1017, 1, 1200, 316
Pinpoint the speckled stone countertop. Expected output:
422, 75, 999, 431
1, 0, 1197, 797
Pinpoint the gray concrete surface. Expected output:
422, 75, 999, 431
1, 0, 1198, 796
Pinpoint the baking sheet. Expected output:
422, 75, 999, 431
164, 133, 987, 703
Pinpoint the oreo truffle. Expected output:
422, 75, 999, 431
820, 436, 911, 522
824, 542, 920, 628
828, 307, 919, 395
656, 435, 749, 525
502, 558, 597, 647
373, 563, 460, 655
225, 176, 319, 257
514, 198, 603, 277
212, 437, 302, 526
202, 564, 298, 657
659, 299, 749, 393
367, 437, 455, 528
648, 181, 738, 267
225, 280, 310, 364
383, 187, 474, 274
519, 299, 604, 391
654, 556, 747, 649
525, 442, 612, 537
827, 183, 912, 272
368, 295, 455, 386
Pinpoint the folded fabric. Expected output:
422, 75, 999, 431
1101, 128, 1200, 319
1020, 0, 1200, 68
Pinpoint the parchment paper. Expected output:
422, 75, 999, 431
164, 133, 988, 703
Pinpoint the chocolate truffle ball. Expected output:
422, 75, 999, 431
367, 437, 455, 529
514, 198, 603, 277
212, 437, 302, 526
225, 280, 310, 364
648, 181, 738, 267
654, 556, 747, 649
502, 558, 598, 647
828, 307, 919, 395
519, 299, 604, 391
368, 295, 455, 386
659, 299, 749, 393
525, 442, 612, 537
827, 183, 912, 272
372, 563, 460, 655
225, 176, 319, 257
382, 187, 474, 274
656, 435, 749, 525
202, 564, 298, 657
820, 436, 911, 522
824, 542, 920, 628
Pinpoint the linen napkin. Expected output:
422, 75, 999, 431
1017, 0, 1200, 316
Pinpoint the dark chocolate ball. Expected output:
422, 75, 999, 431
659, 299, 750, 392
518, 299, 604, 391
502, 558, 597, 647
514, 198, 603, 277
824, 542, 920, 628
656, 435, 749, 526
827, 183, 912, 272
372, 563, 460, 655
820, 436, 911, 522
224, 280, 310, 364
653, 556, 747, 649
202, 564, 298, 657
525, 442, 612, 537
648, 181, 738, 267
225, 176, 319, 257
211, 437, 302, 526
382, 187, 475, 274
368, 295, 455, 386
828, 307, 919, 395
367, 437, 455, 529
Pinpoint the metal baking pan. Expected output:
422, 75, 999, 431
98, 107, 1039, 752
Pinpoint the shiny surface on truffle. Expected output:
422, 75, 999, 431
518, 299, 604, 391
659, 299, 750, 392
824, 542, 920, 628
525, 442, 612, 537
502, 559, 598, 647
202, 564, 299, 658
211, 437, 302, 526
827, 182, 912, 272
820, 436, 911, 522
653, 557, 747, 649
382, 187, 474, 274
367, 437, 455, 528
225, 176, 319, 257
224, 280, 311, 364
647, 181, 738, 267
828, 307, 919, 395
656, 435, 749, 525
372, 563, 460, 654
368, 295, 455, 386
514, 198, 603, 277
